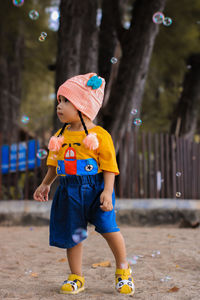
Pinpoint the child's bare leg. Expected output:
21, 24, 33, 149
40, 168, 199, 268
100, 231, 129, 274
66, 242, 83, 276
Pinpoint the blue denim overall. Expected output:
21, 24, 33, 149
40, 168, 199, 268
49, 172, 120, 249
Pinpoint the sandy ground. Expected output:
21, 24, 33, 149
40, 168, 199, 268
0, 225, 200, 300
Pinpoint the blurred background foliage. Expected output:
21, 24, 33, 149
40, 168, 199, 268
1, 0, 200, 139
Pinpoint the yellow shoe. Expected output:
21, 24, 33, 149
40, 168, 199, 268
60, 273, 85, 294
115, 263, 135, 296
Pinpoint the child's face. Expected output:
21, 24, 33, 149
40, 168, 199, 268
57, 95, 79, 122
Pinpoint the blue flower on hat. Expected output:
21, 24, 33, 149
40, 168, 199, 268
87, 75, 102, 90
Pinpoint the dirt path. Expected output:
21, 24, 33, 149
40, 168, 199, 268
0, 225, 200, 300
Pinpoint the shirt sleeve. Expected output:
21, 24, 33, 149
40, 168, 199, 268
98, 131, 120, 175
46, 128, 62, 167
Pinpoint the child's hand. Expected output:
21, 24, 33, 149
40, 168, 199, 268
33, 183, 50, 202
99, 190, 113, 211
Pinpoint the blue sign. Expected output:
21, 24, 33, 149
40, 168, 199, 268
1, 139, 41, 174
28, 140, 41, 169
1, 145, 9, 174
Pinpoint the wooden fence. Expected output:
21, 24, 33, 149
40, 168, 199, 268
115, 131, 200, 199
0, 130, 200, 200
0, 132, 47, 200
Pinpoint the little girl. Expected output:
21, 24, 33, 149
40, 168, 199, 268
33, 73, 135, 296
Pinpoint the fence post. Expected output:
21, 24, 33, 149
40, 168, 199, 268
0, 133, 2, 200
141, 132, 147, 198
24, 132, 29, 200
171, 135, 176, 198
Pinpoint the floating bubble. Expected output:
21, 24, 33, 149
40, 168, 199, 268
133, 118, 142, 126
187, 65, 192, 69
152, 12, 165, 24
127, 258, 137, 265
123, 21, 131, 30
29, 9, 39, 20
151, 250, 160, 257
176, 172, 181, 177
41, 32, 47, 38
160, 275, 172, 282
163, 17, 172, 26
25, 269, 32, 275
72, 228, 88, 243
21, 115, 29, 124
176, 192, 181, 198
127, 254, 144, 265
110, 57, 118, 64
36, 149, 48, 159
158, 86, 164, 93
38, 35, 46, 42
131, 109, 138, 116
13, 0, 24, 7
51, 10, 59, 21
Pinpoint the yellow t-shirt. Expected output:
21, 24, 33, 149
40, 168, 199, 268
46, 125, 120, 176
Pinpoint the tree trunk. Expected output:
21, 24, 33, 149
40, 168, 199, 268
98, 0, 167, 152
98, 0, 118, 85
0, 2, 24, 143
170, 54, 200, 141
53, 0, 99, 131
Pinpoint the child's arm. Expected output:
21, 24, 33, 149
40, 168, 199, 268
103, 171, 115, 193
42, 165, 58, 185
99, 171, 115, 211
33, 166, 58, 201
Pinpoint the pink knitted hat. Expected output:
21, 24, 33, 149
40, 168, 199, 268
48, 73, 106, 152
57, 72, 105, 121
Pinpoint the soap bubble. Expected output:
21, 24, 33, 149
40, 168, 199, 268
110, 57, 118, 64
51, 10, 59, 21
158, 86, 165, 93
41, 32, 47, 38
72, 228, 88, 243
163, 17, 172, 26
25, 269, 32, 275
131, 109, 138, 116
160, 276, 172, 282
127, 254, 143, 266
29, 9, 39, 20
133, 118, 142, 126
127, 258, 137, 265
36, 149, 48, 159
176, 172, 181, 177
38, 35, 46, 42
151, 250, 160, 257
152, 12, 165, 24
21, 115, 29, 124
13, 0, 24, 7
176, 192, 181, 198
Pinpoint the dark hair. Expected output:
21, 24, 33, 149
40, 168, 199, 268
57, 111, 88, 137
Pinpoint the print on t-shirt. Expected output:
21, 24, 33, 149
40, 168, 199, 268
57, 142, 98, 175
46, 125, 120, 176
